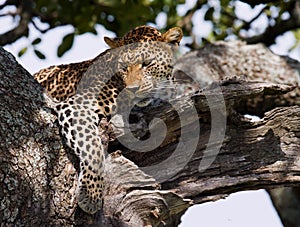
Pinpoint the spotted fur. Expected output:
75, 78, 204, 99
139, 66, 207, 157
34, 25, 183, 214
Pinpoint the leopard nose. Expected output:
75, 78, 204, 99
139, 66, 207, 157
127, 86, 139, 94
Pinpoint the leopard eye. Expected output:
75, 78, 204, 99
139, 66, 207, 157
142, 59, 154, 68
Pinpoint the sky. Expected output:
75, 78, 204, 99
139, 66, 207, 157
2, 0, 299, 226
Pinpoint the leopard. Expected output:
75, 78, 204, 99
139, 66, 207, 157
34, 25, 183, 214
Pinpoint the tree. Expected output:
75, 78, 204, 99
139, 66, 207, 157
1, 40, 300, 225
1, 0, 300, 226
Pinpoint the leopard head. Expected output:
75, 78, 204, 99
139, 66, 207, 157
104, 26, 183, 106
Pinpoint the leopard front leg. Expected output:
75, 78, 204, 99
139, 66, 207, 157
55, 97, 105, 214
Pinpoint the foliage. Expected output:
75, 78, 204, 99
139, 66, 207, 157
0, 0, 299, 58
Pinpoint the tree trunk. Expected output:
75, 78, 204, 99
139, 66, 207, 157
0, 41, 299, 226
268, 187, 300, 227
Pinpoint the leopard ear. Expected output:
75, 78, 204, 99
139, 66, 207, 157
162, 27, 183, 45
104, 37, 121, 48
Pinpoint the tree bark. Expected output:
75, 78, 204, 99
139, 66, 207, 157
0, 40, 299, 226
268, 187, 300, 227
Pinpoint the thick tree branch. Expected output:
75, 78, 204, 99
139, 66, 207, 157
91, 80, 299, 227
268, 187, 300, 226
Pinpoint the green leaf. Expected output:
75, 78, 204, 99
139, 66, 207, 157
293, 28, 300, 41
32, 38, 42, 45
220, 0, 230, 7
57, 33, 75, 57
18, 47, 28, 57
34, 49, 46, 59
